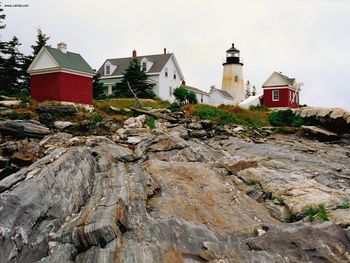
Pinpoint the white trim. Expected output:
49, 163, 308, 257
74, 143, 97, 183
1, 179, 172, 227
272, 90, 279, 101
29, 68, 93, 78
262, 86, 291, 90
27, 47, 60, 73
100, 72, 160, 80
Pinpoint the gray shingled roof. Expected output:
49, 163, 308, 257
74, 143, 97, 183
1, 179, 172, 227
45, 46, 94, 75
211, 88, 234, 99
183, 85, 208, 95
97, 53, 173, 77
275, 71, 295, 86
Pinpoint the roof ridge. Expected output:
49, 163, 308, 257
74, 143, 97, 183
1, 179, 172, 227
107, 53, 173, 61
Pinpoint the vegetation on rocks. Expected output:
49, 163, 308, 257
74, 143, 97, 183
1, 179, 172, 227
306, 204, 329, 222
268, 109, 303, 127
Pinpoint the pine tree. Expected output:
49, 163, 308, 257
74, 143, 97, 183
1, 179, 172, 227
0, 1, 7, 95
114, 59, 156, 98
0, 36, 25, 95
0, 1, 5, 30
93, 73, 105, 99
252, 85, 256, 96
245, 80, 251, 98
21, 28, 50, 94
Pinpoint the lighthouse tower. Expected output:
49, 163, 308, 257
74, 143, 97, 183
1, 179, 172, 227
221, 43, 245, 104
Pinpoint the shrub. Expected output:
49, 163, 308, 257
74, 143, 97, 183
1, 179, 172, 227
146, 116, 156, 130
268, 109, 303, 127
169, 102, 182, 112
318, 204, 329, 221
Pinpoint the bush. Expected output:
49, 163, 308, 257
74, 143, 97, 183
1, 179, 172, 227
268, 109, 303, 127
173, 86, 198, 105
306, 203, 329, 222
92, 114, 103, 123
169, 102, 182, 112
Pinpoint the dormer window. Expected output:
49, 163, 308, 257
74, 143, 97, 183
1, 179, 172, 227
105, 65, 111, 75
142, 62, 147, 71
165, 67, 168, 77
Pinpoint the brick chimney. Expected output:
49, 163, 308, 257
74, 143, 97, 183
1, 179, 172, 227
182, 80, 186, 85
164, 48, 167, 54
57, 42, 67, 54
132, 49, 137, 58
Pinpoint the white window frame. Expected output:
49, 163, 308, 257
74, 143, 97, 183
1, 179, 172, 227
165, 67, 168, 77
173, 70, 177, 80
272, 90, 279, 101
105, 65, 111, 75
107, 85, 113, 95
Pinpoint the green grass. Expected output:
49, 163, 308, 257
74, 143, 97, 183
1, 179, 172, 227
250, 105, 268, 111
188, 104, 239, 126
275, 196, 286, 206
339, 203, 349, 209
244, 179, 256, 186
92, 114, 103, 123
306, 203, 329, 222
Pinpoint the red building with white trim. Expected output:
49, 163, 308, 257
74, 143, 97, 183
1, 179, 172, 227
262, 71, 302, 108
27, 43, 94, 105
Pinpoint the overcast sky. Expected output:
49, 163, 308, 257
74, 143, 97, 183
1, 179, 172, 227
2, 0, 350, 110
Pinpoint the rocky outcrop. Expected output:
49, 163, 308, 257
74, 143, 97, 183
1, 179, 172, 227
0, 115, 350, 262
294, 107, 350, 134
0, 120, 50, 138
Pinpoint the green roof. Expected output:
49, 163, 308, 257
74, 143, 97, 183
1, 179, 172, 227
45, 46, 94, 75
275, 72, 295, 86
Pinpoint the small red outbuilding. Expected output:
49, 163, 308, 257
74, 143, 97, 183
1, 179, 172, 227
262, 71, 302, 108
27, 43, 94, 105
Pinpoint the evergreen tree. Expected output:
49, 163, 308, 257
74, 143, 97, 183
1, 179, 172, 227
21, 28, 50, 93
252, 85, 256, 96
0, 36, 25, 95
245, 80, 251, 98
0, 1, 5, 30
93, 73, 105, 99
114, 59, 156, 98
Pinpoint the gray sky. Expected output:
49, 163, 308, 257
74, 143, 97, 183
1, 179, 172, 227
2, 0, 350, 110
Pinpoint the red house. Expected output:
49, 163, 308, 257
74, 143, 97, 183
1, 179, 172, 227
262, 71, 302, 108
27, 43, 94, 105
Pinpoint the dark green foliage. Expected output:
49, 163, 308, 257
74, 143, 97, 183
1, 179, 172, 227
0, 36, 25, 95
114, 59, 156, 98
0, 1, 5, 30
192, 105, 239, 126
268, 109, 303, 127
306, 206, 318, 222
250, 105, 268, 111
92, 114, 103, 123
173, 86, 198, 105
169, 102, 182, 112
146, 116, 156, 130
93, 73, 105, 99
244, 179, 256, 186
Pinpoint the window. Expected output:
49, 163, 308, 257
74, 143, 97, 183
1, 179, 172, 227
201, 94, 203, 103
289, 90, 292, 101
142, 62, 147, 71
169, 86, 172, 96
272, 90, 279, 101
165, 67, 168, 77
173, 70, 177, 79
234, 76, 238, 82
105, 65, 110, 75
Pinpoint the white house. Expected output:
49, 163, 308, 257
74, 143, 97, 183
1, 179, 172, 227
96, 49, 184, 101
182, 83, 235, 106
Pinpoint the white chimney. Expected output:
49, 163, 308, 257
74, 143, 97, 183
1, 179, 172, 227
57, 42, 67, 54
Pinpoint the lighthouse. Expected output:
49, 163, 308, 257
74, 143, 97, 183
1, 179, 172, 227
221, 43, 245, 104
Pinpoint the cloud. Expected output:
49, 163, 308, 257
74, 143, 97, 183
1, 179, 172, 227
2, 0, 350, 110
